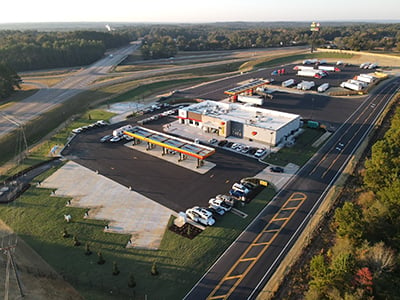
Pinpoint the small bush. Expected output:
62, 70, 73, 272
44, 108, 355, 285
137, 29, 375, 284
97, 252, 105, 265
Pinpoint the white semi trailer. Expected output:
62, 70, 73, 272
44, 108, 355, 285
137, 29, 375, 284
340, 81, 363, 91
317, 83, 330, 93
297, 70, 326, 79
296, 81, 315, 90
318, 65, 341, 72
282, 79, 296, 87
237, 95, 264, 106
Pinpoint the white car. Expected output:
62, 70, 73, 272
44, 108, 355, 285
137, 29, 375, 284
254, 148, 267, 158
110, 136, 121, 142
215, 194, 235, 207
186, 206, 215, 226
96, 120, 108, 126
209, 198, 232, 212
100, 134, 113, 142
72, 128, 83, 134
123, 135, 134, 141
231, 183, 250, 195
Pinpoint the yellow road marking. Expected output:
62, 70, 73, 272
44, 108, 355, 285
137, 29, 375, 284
207, 192, 306, 299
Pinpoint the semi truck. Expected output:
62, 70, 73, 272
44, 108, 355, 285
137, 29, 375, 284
356, 74, 377, 83
317, 83, 330, 93
113, 124, 133, 137
318, 65, 341, 72
237, 95, 264, 106
340, 81, 363, 91
349, 79, 368, 88
282, 79, 295, 87
293, 65, 315, 71
297, 70, 326, 79
296, 81, 315, 90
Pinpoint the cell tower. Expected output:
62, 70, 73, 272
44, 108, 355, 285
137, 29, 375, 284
1, 233, 24, 299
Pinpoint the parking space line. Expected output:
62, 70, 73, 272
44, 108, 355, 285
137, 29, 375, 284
207, 192, 306, 299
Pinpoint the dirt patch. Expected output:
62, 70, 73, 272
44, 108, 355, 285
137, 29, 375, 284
0, 220, 83, 300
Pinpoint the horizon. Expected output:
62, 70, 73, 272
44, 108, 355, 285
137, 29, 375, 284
1, 0, 399, 24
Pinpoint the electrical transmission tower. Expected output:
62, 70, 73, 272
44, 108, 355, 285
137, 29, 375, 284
1, 233, 24, 300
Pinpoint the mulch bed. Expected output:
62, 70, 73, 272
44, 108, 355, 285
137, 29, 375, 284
169, 222, 203, 239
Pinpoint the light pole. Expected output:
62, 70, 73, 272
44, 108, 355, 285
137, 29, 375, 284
269, 132, 274, 153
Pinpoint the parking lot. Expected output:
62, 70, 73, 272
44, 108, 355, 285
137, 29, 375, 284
60, 60, 381, 230
62, 119, 268, 213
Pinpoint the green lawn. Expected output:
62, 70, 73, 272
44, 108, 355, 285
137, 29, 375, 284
264, 127, 327, 167
0, 180, 275, 299
0, 109, 116, 180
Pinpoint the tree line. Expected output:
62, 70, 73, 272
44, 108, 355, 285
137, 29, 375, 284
305, 103, 400, 299
0, 63, 21, 99
0, 30, 135, 71
139, 23, 400, 59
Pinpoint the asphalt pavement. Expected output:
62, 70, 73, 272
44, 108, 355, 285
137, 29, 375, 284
184, 76, 400, 299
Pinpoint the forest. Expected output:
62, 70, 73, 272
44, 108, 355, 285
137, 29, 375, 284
139, 23, 400, 59
0, 30, 135, 71
1, 22, 399, 98
305, 104, 400, 299
0, 63, 20, 99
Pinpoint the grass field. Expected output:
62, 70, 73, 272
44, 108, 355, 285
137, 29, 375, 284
0, 178, 275, 299
0, 109, 116, 180
241, 51, 354, 72
264, 127, 327, 167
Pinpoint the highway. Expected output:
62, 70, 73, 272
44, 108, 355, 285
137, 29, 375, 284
184, 77, 400, 299
0, 42, 141, 137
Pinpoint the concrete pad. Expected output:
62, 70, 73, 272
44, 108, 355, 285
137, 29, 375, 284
254, 163, 299, 190
124, 141, 215, 175
40, 161, 176, 250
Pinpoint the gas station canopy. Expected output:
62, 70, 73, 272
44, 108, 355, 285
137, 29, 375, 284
224, 79, 269, 96
124, 126, 215, 160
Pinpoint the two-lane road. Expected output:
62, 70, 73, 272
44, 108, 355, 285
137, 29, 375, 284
184, 77, 400, 299
0, 42, 141, 136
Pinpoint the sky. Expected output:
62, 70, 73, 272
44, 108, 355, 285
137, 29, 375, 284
1, 0, 399, 24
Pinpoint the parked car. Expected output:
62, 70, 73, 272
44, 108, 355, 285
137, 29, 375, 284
254, 148, 267, 158
185, 206, 215, 226
100, 134, 113, 143
96, 120, 108, 126
123, 135, 134, 141
248, 147, 258, 155
206, 206, 225, 216
218, 140, 228, 147
209, 198, 232, 212
225, 142, 234, 148
208, 138, 218, 144
240, 180, 257, 190
231, 183, 250, 195
215, 194, 236, 207
229, 189, 246, 201
270, 166, 284, 173
72, 128, 83, 134
241, 146, 250, 153
110, 136, 122, 142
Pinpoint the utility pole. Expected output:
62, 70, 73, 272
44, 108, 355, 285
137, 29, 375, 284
1, 233, 23, 300
0, 112, 28, 165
